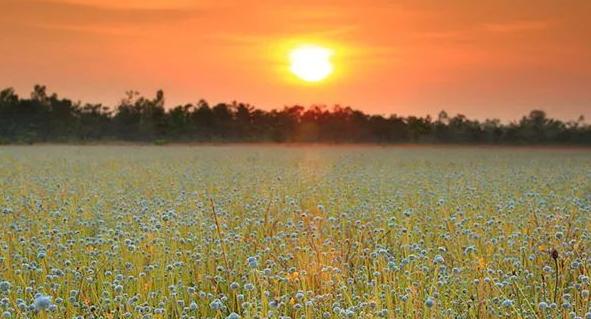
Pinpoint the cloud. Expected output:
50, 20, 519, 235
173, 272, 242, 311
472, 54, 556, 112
3, 0, 204, 30
483, 20, 551, 33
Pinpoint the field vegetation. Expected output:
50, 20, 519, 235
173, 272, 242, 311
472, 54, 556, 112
0, 146, 590, 318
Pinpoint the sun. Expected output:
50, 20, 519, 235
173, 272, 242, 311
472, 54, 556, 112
289, 45, 334, 82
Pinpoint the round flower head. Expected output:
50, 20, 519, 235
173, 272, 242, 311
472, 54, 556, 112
33, 295, 52, 311
425, 297, 434, 308
247, 256, 258, 268
210, 299, 223, 310
0, 281, 10, 292
230, 282, 240, 290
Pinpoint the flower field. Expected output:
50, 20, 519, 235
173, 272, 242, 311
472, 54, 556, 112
0, 145, 590, 319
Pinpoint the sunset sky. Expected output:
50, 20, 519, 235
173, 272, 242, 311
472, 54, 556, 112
2, 0, 590, 120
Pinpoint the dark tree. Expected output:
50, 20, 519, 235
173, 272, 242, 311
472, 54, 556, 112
0, 85, 589, 145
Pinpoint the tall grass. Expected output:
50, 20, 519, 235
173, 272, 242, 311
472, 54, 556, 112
0, 146, 590, 318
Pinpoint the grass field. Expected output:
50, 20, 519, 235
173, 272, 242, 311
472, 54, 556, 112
0, 146, 590, 318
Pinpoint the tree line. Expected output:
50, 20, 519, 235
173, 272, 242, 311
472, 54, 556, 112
1, 85, 590, 145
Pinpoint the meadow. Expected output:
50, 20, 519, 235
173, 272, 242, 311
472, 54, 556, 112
0, 145, 590, 319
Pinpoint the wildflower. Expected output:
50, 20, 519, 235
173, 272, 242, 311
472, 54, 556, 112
403, 209, 413, 217
0, 281, 10, 292
501, 299, 513, 308
210, 299, 223, 310
464, 246, 476, 254
425, 297, 435, 308
227, 313, 240, 319
230, 282, 240, 290
247, 256, 258, 268
561, 302, 572, 309
387, 261, 399, 271
33, 295, 52, 311
543, 265, 553, 273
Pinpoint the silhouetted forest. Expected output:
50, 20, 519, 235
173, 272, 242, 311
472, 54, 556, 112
1, 85, 590, 145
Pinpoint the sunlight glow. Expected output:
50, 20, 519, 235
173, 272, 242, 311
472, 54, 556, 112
289, 45, 334, 82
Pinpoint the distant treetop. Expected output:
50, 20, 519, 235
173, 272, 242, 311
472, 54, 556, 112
0, 85, 589, 145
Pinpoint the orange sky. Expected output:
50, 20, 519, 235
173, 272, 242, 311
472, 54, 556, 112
2, 0, 590, 120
